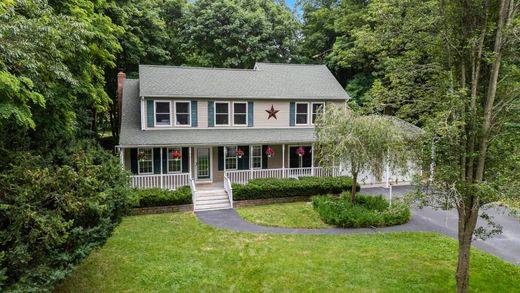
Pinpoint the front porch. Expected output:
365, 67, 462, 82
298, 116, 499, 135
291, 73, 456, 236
121, 144, 338, 190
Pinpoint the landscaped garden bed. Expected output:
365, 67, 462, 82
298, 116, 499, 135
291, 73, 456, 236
313, 193, 410, 228
130, 186, 192, 208
232, 176, 359, 201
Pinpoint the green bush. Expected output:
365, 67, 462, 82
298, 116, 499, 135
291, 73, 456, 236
131, 186, 192, 207
232, 176, 359, 200
0, 147, 130, 292
312, 193, 410, 228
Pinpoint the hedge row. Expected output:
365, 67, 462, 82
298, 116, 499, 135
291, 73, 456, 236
312, 193, 411, 227
130, 186, 192, 208
232, 176, 359, 201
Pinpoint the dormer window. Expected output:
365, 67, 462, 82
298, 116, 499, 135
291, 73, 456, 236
155, 101, 171, 126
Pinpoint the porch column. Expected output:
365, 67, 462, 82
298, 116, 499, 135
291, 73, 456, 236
282, 144, 286, 178
119, 147, 124, 169
385, 149, 390, 188
249, 145, 253, 181
188, 147, 192, 179
311, 144, 315, 176
223, 146, 226, 177
160, 147, 164, 189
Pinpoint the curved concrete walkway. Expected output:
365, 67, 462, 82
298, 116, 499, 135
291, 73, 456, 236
195, 185, 520, 265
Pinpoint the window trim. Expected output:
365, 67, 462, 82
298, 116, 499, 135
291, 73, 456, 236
174, 101, 192, 127
166, 147, 183, 174
154, 100, 172, 127
311, 102, 325, 125
232, 101, 248, 126
295, 102, 310, 125
137, 148, 154, 175
214, 101, 231, 126
250, 145, 262, 170
225, 145, 238, 170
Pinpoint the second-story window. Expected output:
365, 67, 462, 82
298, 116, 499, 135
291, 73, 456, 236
175, 101, 191, 126
233, 102, 247, 126
312, 102, 325, 124
215, 102, 229, 125
295, 102, 309, 125
155, 101, 171, 126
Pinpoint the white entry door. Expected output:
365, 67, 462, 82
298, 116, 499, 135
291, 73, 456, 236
196, 147, 211, 180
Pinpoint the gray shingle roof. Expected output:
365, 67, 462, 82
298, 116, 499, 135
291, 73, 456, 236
139, 62, 349, 100
119, 78, 316, 147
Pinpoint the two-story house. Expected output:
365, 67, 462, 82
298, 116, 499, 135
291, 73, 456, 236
117, 62, 349, 210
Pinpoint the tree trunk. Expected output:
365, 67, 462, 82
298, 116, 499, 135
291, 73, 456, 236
455, 197, 480, 293
475, 0, 510, 181
351, 171, 358, 204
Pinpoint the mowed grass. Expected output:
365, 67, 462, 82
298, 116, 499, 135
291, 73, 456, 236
236, 201, 331, 228
55, 212, 520, 292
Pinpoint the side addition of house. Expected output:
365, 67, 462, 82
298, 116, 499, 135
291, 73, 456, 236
117, 62, 349, 210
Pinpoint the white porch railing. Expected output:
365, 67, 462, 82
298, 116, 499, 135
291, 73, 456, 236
189, 177, 197, 209
223, 175, 233, 208
225, 167, 340, 185
129, 173, 190, 190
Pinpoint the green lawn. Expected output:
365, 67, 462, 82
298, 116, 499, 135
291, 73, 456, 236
236, 201, 331, 228
56, 212, 520, 292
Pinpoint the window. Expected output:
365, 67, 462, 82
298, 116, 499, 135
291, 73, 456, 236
251, 145, 262, 169
167, 147, 182, 173
225, 146, 237, 170
175, 101, 191, 126
233, 102, 247, 125
155, 101, 171, 126
311, 102, 325, 124
137, 148, 153, 174
296, 102, 309, 125
215, 102, 230, 125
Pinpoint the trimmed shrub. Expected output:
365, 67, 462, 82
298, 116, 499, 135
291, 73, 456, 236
312, 193, 410, 228
131, 186, 192, 207
232, 176, 359, 200
0, 147, 130, 292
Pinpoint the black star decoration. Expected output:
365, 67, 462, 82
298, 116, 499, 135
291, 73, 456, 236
265, 104, 280, 120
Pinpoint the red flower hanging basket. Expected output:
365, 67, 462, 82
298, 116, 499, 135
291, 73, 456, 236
170, 150, 182, 161
236, 148, 244, 158
296, 147, 305, 157
265, 147, 275, 158
137, 151, 146, 160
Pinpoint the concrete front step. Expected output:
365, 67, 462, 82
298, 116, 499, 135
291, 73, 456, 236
195, 202, 232, 211
193, 188, 232, 211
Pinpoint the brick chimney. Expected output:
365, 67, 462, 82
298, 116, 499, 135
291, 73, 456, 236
117, 70, 126, 130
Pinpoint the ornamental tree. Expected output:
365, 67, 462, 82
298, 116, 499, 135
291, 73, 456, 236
314, 104, 418, 203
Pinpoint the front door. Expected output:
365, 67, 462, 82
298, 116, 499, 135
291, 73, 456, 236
196, 147, 211, 180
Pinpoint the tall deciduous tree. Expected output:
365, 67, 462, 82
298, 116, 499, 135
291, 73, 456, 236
178, 0, 300, 68
347, 0, 519, 291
